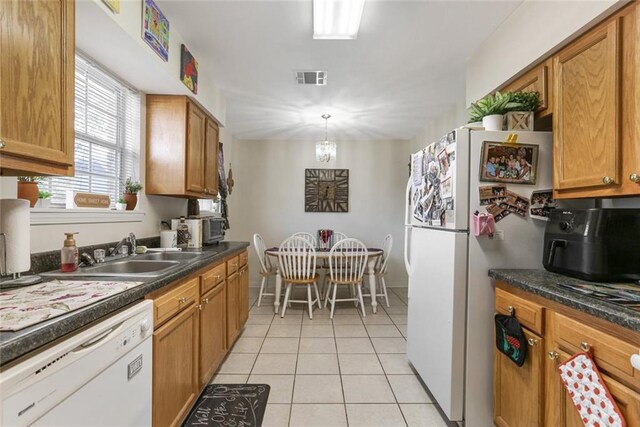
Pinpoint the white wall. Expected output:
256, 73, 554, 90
76, 0, 226, 124
411, 101, 468, 152
225, 139, 411, 287
466, 0, 624, 105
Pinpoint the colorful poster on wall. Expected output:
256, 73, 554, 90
142, 0, 170, 62
102, 0, 120, 13
180, 45, 198, 94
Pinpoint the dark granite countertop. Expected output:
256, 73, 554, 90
0, 241, 249, 367
489, 269, 640, 332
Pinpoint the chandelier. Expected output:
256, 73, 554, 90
316, 114, 336, 162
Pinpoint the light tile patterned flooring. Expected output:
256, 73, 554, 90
211, 287, 452, 427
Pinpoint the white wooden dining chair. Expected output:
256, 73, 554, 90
253, 233, 277, 307
291, 232, 317, 248
318, 231, 348, 297
363, 234, 392, 307
333, 231, 348, 244
325, 238, 368, 318
278, 236, 321, 319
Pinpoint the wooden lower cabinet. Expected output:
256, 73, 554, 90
148, 249, 249, 426
493, 329, 544, 427
226, 271, 240, 345
495, 282, 640, 427
199, 281, 227, 387
153, 304, 199, 427
548, 350, 640, 427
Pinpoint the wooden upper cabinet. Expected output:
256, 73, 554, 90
146, 95, 219, 199
553, 18, 621, 193
186, 102, 205, 193
502, 59, 553, 118
0, 0, 75, 176
204, 118, 219, 197
493, 328, 544, 427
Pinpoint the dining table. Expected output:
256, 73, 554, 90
265, 247, 384, 314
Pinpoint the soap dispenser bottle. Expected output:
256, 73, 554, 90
61, 232, 79, 272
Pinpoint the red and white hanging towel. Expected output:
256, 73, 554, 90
557, 351, 626, 427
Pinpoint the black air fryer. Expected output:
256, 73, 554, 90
543, 209, 640, 281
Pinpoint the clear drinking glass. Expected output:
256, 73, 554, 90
94, 249, 106, 263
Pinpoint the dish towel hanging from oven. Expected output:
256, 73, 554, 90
557, 351, 626, 427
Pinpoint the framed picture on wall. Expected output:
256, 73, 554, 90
142, 0, 170, 61
180, 44, 198, 94
479, 141, 539, 185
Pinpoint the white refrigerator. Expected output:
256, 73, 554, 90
404, 128, 553, 426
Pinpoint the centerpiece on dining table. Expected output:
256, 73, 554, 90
317, 229, 334, 250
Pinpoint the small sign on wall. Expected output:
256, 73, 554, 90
66, 191, 111, 209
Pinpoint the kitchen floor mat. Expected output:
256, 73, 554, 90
182, 384, 270, 427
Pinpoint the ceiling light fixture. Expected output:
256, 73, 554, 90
316, 114, 336, 162
313, 0, 366, 40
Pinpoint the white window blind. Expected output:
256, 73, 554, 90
41, 53, 141, 208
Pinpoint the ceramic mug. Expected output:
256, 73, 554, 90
160, 230, 178, 248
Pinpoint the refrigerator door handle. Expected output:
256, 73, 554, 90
404, 178, 412, 276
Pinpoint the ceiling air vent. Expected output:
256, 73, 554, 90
296, 71, 327, 86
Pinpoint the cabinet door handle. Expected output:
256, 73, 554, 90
602, 176, 614, 185
527, 338, 539, 346
204, 188, 209, 194
548, 351, 559, 361
0, 138, 5, 149
507, 305, 515, 315
630, 173, 640, 183
214, 275, 221, 280
580, 341, 590, 352
178, 297, 188, 304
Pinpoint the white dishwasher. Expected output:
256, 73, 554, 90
0, 300, 153, 427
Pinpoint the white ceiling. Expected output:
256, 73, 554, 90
157, 1, 523, 141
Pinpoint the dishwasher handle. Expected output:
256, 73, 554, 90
73, 320, 125, 353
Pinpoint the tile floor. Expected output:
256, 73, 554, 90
211, 286, 453, 427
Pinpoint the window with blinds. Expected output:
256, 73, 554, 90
40, 53, 141, 208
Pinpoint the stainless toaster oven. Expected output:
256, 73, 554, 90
201, 216, 225, 245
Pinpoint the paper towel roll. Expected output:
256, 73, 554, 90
0, 199, 31, 275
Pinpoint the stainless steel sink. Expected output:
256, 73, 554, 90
134, 252, 203, 261
42, 260, 181, 278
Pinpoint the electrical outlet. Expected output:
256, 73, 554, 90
495, 230, 505, 241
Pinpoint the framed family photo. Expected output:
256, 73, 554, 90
479, 141, 539, 185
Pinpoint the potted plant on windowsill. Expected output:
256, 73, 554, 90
115, 197, 127, 211
468, 92, 522, 131
122, 178, 143, 211
504, 91, 542, 131
17, 176, 42, 208
37, 191, 53, 208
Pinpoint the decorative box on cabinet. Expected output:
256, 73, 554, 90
146, 95, 219, 199
501, 59, 553, 119
0, 0, 75, 176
